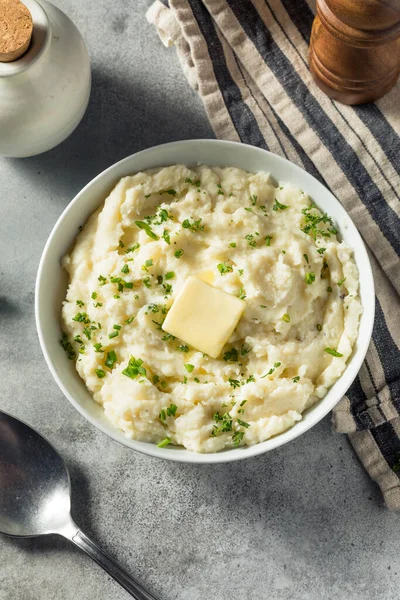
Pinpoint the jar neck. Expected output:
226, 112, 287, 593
0, 0, 51, 78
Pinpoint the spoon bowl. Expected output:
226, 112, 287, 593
0, 410, 158, 600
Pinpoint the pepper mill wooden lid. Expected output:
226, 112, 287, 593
0, 0, 33, 62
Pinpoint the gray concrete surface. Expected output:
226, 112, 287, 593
0, 1, 399, 599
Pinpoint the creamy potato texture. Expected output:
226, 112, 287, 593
61, 165, 362, 452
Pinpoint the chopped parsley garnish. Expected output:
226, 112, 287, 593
76, 300, 85, 307
144, 194, 151, 199
125, 316, 135, 324
95, 369, 105, 379
121, 264, 130, 274
182, 218, 204, 232
124, 281, 133, 289
244, 207, 254, 213
238, 269, 244, 276
250, 194, 257, 206
165, 271, 175, 280
273, 198, 288, 211
135, 220, 159, 240
238, 287, 246, 300
223, 348, 239, 362
265, 235, 273, 247
167, 404, 178, 417
91, 292, 97, 300
232, 431, 244, 447
141, 259, 154, 271
245, 234, 257, 248
237, 419, 250, 429
303, 253, 309, 264
157, 275, 163, 285
93, 302, 103, 308
317, 323, 322, 331
292, 376, 300, 383
327, 286, 333, 293
300, 204, 336, 240
147, 303, 159, 314
185, 178, 193, 184
245, 375, 255, 384
126, 243, 140, 253
305, 272, 316, 285
228, 378, 241, 389
184, 363, 194, 373
163, 283, 172, 295
194, 377, 200, 383
261, 362, 281, 378
317, 247, 326, 254
82, 326, 92, 340
118, 240, 125, 248
178, 345, 189, 352
108, 331, 119, 339
217, 261, 233, 275
260, 305, 267, 309
282, 313, 290, 323
212, 412, 233, 435
122, 356, 147, 379
160, 189, 177, 196
229, 242, 236, 248
93, 343, 103, 352
72, 312, 90, 323
98, 275, 107, 286
143, 277, 151, 288
157, 438, 171, 448
74, 335, 83, 345
114, 294, 120, 299
174, 249, 184, 258
337, 277, 347, 287
162, 333, 176, 342
241, 345, 251, 356
60, 334, 76, 360
105, 350, 117, 370
325, 347, 343, 357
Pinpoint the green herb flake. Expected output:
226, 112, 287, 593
122, 356, 147, 379
292, 376, 300, 383
157, 438, 171, 448
184, 363, 194, 373
237, 419, 250, 429
105, 350, 117, 370
165, 271, 175, 280
229, 242, 236, 248
273, 198, 289, 211
174, 249, 184, 259
317, 248, 326, 254
93, 343, 103, 352
337, 277, 347, 287
327, 286, 333, 293
223, 348, 239, 362
317, 324, 322, 331
245, 234, 257, 248
108, 331, 119, 339
303, 253, 309, 264
95, 369, 105, 379
72, 312, 90, 324
135, 220, 159, 240
126, 243, 140, 254
60, 334, 76, 360
120, 264, 129, 275
232, 431, 244, 447
118, 240, 125, 249
167, 403, 178, 417
282, 313, 290, 323
265, 235, 273, 247
76, 300, 85, 307
305, 272, 316, 285
125, 316, 135, 324
238, 287, 246, 300
217, 261, 233, 275
98, 275, 107, 286
325, 347, 343, 357
182, 218, 204, 232
143, 277, 151, 288
91, 292, 97, 300
228, 378, 241, 389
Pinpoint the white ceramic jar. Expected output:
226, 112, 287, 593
0, 0, 91, 157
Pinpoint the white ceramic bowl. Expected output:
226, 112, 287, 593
36, 140, 375, 463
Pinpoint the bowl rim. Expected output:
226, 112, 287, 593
35, 139, 375, 463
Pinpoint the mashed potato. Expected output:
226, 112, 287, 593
61, 165, 362, 452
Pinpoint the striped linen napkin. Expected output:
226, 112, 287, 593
147, 0, 400, 508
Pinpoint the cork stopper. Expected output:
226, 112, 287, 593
0, 0, 33, 62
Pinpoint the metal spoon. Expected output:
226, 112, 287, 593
0, 410, 158, 600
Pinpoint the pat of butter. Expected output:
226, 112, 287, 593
162, 276, 246, 358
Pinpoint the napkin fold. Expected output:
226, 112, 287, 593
147, 0, 400, 508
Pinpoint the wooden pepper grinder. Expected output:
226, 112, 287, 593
309, 0, 400, 105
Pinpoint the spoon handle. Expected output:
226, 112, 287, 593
69, 528, 158, 600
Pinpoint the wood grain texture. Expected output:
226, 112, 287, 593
0, 0, 32, 62
309, 0, 400, 104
